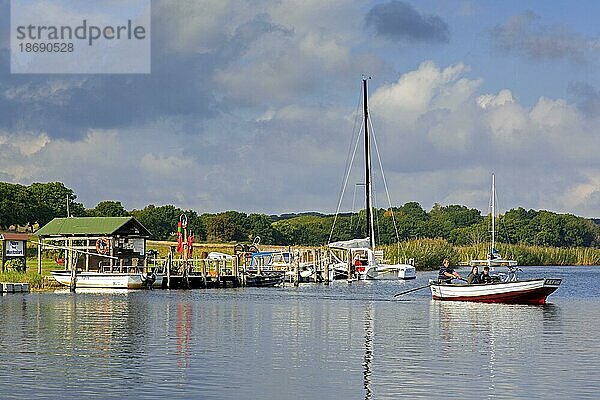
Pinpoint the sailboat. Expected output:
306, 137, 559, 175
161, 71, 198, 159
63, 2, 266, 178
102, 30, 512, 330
469, 173, 517, 268
328, 78, 416, 280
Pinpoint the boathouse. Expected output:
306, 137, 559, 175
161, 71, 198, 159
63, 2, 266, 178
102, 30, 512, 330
35, 217, 152, 273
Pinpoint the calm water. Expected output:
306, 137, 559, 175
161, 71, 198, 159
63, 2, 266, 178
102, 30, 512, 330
1, 266, 599, 399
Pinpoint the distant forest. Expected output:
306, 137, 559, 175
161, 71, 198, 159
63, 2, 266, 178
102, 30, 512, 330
1, 181, 599, 248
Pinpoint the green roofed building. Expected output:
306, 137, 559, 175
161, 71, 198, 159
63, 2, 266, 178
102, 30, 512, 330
36, 217, 152, 273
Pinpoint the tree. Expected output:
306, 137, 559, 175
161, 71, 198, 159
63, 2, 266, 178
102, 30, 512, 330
89, 201, 129, 217
394, 202, 429, 240
205, 211, 249, 242
0, 182, 29, 228
272, 215, 335, 246
131, 205, 204, 241
28, 182, 86, 224
247, 213, 276, 244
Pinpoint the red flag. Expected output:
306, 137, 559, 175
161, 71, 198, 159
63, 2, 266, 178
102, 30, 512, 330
176, 221, 184, 253
176, 232, 183, 253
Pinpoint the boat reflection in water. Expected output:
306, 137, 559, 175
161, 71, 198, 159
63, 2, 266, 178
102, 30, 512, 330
176, 302, 193, 369
429, 300, 563, 397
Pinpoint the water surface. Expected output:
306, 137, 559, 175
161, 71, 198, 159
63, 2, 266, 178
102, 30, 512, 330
0, 266, 598, 399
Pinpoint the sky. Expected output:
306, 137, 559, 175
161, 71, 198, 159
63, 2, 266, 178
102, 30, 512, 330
2, 0, 600, 217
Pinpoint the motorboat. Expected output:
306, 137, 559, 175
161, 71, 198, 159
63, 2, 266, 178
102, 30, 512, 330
429, 267, 561, 304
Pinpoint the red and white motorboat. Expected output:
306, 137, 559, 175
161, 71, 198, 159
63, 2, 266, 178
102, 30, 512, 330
429, 278, 561, 304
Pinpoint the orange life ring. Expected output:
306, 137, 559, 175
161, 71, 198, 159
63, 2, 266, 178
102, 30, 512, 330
96, 238, 110, 254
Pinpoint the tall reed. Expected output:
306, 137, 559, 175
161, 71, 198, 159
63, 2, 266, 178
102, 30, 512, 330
382, 239, 600, 270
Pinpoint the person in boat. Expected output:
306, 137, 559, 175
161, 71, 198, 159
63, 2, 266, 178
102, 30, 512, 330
466, 266, 481, 284
438, 259, 461, 283
480, 266, 493, 283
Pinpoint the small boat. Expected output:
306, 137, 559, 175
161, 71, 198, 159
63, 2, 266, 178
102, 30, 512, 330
429, 267, 561, 304
51, 269, 163, 289
248, 251, 292, 271
244, 272, 285, 287
469, 174, 517, 268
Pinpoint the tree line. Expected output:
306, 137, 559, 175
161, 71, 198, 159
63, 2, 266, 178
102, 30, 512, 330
1, 181, 599, 248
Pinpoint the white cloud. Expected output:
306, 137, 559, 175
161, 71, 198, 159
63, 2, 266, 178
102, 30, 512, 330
3, 79, 87, 105
370, 61, 473, 130
477, 89, 515, 109
4, 0, 600, 222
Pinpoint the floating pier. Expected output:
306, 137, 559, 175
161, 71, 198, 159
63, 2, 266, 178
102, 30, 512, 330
0, 282, 30, 293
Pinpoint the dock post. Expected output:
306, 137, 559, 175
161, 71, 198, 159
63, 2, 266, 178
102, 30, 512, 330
166, 252, 172, 289
85, 239, 90, 271
232, 256, 239, 287
347, 249, 352, 283
324, 250, 330, 285
241, 255, 247, 287
217, 260, 222, 288
312, 249, 318, 283
37, 240, 42, 274
294, 252, 300, 287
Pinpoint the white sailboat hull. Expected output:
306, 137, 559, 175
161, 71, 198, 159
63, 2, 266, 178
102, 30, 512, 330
51, 271, 163, 289
469, 258, 517, 267
376, 264, 416, 280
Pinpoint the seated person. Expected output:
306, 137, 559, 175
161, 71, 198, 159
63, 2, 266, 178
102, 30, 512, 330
466, 266, 481, 284
438, 259, 461, 283
480, 266, 493, 283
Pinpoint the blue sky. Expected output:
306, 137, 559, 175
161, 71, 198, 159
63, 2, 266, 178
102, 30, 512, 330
2, 0, 600, 217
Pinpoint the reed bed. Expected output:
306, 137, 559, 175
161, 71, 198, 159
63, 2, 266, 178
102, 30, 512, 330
382, 239, 600, 270
0, 270, 60, 290
382, 238, 459, 270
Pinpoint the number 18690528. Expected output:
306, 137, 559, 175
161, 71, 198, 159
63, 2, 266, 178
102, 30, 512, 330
19, 42, 74, 52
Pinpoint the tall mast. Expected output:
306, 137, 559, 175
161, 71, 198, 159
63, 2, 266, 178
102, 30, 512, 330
491, 173, 495, 255
363, 78, 375, 251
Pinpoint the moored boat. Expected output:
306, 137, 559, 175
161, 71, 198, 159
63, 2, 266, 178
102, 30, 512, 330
327, 78, 416, 281
244, 272, 285, 287
51, 269, 162, 289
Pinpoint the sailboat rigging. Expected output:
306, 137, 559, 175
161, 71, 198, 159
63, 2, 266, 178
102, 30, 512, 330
328, 78, 416, 280
469, 173, 517, 268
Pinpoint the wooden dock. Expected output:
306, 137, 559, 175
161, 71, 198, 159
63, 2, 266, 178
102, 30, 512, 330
150, 247, 340, 289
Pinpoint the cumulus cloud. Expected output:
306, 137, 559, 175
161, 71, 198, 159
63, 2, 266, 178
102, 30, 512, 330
365, 1, 450, 44
3, 58, 600, 217
490, 11, 600, 62
2, 0, 600, 219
